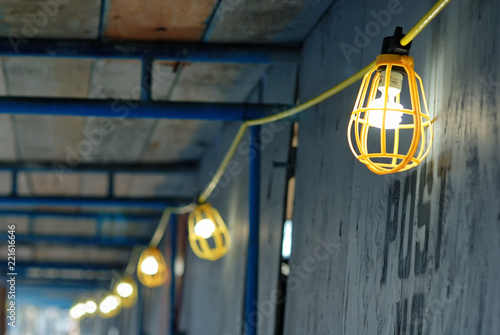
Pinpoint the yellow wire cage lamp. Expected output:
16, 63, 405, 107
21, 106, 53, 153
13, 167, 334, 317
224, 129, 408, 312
114, 276, 138, 308
188, 203, 231, 261
348, 27, 432, 175
137, 247, 169, 288
69, 302, 87, 320
98, 293, 122, 318
69, 298, 98, 319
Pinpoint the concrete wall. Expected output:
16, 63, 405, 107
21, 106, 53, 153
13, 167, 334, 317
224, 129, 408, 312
284, 0, 500, 334
178, 64, 294, 334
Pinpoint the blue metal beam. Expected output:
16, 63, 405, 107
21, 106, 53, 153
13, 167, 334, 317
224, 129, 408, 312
4, 271, 112, 282
0, 39, 300, 64
0, 160, 198, 174
0, 234, 150, 247
2, 267, 113, 282
11, 261, 125, 271
0, 209, 160, 221
14, 296, 74, 309
244, 126, 261, 335
15, 279, 110, 290
0, 196, 189, 209
0, 97, 286, 120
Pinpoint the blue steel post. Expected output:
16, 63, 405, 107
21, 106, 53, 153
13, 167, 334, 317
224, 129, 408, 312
170, 214, 177, 335
244, 125, 261, 335
141, 57, 153, 102
108, 172, 114, 197
11, 169, 17, 195
96, 215, 104, 240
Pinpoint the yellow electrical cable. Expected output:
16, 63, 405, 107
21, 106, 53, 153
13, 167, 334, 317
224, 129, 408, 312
124, 246, 142, 276
147, 0, 453, 246
197, 123, 248, 204
149, 204, 194, 248
400, 0, 452, 46
149, 207, 174, 248
245, 61, 376, 127
247, 0, 452, 126
147, 125, 248, 246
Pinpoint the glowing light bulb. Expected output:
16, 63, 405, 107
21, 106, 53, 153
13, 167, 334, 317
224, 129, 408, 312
116, 282, 133, 298
137, 248, 168, 287
84, 300, 97, 315
367, 70, 404, 129
99, 295, 120, 314
367, 99, 403, 129
194, 219, 216, 238
348, 28, 433, 175
114, 276, 138, 307
69, 303, 86, 319
188, 203, 232, 261
140, 255, 159, 275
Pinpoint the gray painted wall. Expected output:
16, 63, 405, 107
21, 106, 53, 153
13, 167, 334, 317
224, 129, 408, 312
284, 0, 500, 334
179, 64, 294, 334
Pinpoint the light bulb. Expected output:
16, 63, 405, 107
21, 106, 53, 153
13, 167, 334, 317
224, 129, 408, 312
188, 203, 232, 261
194, 219, 216, 238
116, 282, 133, 298
367, 70, 404, 129
367, 98, 403, 129
348, 28, 433, 174
140, 255, 159, 275
69, 303, 86, 319
99, 295, 120, 314
137, 248, 168, 287
114, 276, 138, 308
84, 300, 97, 315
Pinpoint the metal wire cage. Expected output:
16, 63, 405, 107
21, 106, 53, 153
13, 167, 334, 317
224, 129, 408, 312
348, 54, 432, 174
188, 203, 231, 261
113, 276, 138, 308
137, 247, 169, 288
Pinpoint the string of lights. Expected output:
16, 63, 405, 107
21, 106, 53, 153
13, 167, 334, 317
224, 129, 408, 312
70, 0, 453, 317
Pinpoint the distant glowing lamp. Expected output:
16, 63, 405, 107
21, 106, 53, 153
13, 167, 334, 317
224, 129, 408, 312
348, 27, 432, 175
188, 203, 231, 261
141, 256, 159, 275
137, 247, 168, 287
194, 219, 217, 238
69, 302, 86, 319
114, 276, 138, 308
83, 299, 97, 316
98, 293, 122, 318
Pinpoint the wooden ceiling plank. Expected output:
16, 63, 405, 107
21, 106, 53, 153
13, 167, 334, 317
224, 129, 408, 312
11, 115, 85, 161
104, 0, 217, 41
0, 0, 101, 39
80, 117, 156, 163
115, 174, 195, 198
206, 0, 335, 43
27, 172, 80, 196
165, 62, 268, 102
88, 59, 142, 100
141, 119, 223, 162
4, 57, 92, 98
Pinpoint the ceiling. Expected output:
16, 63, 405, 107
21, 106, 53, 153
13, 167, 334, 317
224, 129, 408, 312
0, 0, 335, 307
